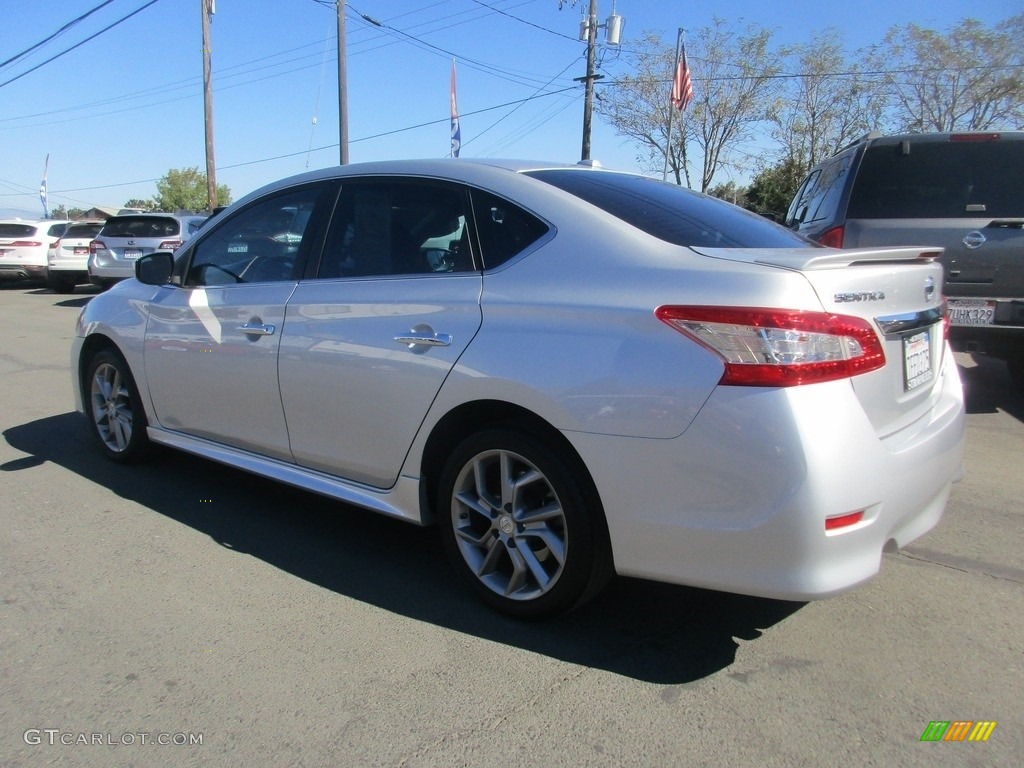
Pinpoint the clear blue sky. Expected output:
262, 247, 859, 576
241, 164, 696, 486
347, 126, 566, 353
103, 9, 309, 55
0, 0, 1017, 217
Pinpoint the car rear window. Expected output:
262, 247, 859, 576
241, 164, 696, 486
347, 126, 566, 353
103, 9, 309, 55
101, 216, 180, 238
0, 224, 37, 238
526, 169, 811, 248
848, 139, 1024, 219
64, 223, 103, 239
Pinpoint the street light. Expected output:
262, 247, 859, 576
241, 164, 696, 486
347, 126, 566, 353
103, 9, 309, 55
576, 0, 623, 162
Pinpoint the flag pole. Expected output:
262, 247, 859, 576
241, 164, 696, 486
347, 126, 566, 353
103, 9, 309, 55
662, 28, 684, 182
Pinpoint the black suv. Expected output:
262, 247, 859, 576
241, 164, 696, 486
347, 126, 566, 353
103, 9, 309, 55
786, 131, 1024, 388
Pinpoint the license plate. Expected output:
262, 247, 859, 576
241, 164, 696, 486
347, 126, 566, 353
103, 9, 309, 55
122, 248, 143, 260
903, 330, 933, 391
947, 299, 995, 326
73, 247, 89, 255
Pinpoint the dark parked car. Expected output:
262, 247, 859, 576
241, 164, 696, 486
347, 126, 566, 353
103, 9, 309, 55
786, 131, 1024, 388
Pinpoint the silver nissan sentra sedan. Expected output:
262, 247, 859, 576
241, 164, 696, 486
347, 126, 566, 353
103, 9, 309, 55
71, 159, 966, 619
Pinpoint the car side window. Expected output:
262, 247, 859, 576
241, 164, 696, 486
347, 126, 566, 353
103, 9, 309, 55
318, 180, 474, 278
801, 154, 853, 225
469, 189, 548, 269
186, 187, 324, 286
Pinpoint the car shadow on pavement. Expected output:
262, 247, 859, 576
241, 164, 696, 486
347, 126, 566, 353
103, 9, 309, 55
4, 412, 804, 685
957, 353, 1024, 421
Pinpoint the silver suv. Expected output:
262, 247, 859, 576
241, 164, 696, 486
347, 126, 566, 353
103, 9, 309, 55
88, 212, 206, 288
786, 131, 1024, 389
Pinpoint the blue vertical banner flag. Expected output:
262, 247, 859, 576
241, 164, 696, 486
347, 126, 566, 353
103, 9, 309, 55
450, 60, 461, 158
39, 153, 49, 218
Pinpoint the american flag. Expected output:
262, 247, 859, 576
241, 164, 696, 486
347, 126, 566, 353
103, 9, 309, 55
671, 48, 694, 111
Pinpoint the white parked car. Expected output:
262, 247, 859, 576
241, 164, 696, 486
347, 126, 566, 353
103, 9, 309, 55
71, 159, 966, 619
0, 219, 70, 282
46, 220, 105, 294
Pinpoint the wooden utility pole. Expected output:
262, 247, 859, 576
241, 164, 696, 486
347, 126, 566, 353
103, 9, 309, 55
337, 0, 349, 164
580, 0, 598, 162
201, 0, 217, 210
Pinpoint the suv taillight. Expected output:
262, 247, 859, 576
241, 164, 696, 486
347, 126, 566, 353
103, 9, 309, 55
90, 240, 104, 253
158, 240, 183, 251
10, 240, 42, 247
816, 226, 844, 248
655, 306, 886, 387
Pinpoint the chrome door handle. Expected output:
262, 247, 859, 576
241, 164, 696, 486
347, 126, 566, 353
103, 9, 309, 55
237, 323, 276, 336
393, 332, 452, 347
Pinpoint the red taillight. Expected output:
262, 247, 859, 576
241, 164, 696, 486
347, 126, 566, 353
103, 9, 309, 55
90, 240, 104, 253
10, 240, 42, 247
825, 511, 865, 531
158, 240, 183, 251
816, 226, 844, 248
655, 306, 886, 387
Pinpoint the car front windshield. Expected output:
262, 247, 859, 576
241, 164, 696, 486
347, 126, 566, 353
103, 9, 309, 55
526, 169, 812, 249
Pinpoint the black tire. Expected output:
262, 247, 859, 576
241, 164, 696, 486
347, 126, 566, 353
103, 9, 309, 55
437, 429, 611, 620
84, 348, 152, 463
46, 277, 75, 294
1009, 357, 1024, 393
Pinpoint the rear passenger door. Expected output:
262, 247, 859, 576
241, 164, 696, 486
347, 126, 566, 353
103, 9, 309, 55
279, 178, 483, 488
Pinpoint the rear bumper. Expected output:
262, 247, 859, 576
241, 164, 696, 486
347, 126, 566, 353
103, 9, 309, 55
88, 252, 135, 282
0, 263, 46, 280
567, 344, 966, 600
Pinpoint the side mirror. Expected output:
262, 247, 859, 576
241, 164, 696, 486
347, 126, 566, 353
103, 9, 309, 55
135, 251, 174, 285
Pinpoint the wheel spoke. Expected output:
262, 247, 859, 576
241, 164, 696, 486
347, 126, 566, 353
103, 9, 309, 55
504, 545, 530, 595
111, 409, 132, 450
521, 527, 566, 565
454, 523, 491, 549
516, 499, 562, 525
521, 542, 556, 592
476, 535, 504, 577
455, 488, 492, 520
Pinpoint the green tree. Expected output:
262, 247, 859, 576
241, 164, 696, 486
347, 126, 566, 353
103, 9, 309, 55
706, 181, 748, 207
51, 205, 68, 219
871, 15, 1024, 131
745, 158, 807, 220
153, 167, 230, 212
123, 198, 157, 212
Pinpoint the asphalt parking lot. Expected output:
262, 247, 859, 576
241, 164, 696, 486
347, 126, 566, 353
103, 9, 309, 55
1, 282, 1022, 767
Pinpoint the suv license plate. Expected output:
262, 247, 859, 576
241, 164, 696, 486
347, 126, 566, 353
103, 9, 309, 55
947, 299, 995, 326
122, 248, 143, 260
903, 330, 933, 392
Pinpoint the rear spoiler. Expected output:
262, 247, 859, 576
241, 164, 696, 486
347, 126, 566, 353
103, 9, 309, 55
690, 246, 942, 271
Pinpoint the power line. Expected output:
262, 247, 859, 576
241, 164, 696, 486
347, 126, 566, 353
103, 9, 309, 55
0, 0, 163, 90
0, 0, 118, 72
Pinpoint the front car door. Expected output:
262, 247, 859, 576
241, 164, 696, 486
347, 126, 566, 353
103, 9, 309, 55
143, 182, 335, 460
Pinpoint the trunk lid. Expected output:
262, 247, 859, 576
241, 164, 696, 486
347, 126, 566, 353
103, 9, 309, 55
693, 245, 948, 438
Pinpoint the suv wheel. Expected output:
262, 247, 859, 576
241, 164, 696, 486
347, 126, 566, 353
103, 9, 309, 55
1008, 357, 1024, 392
